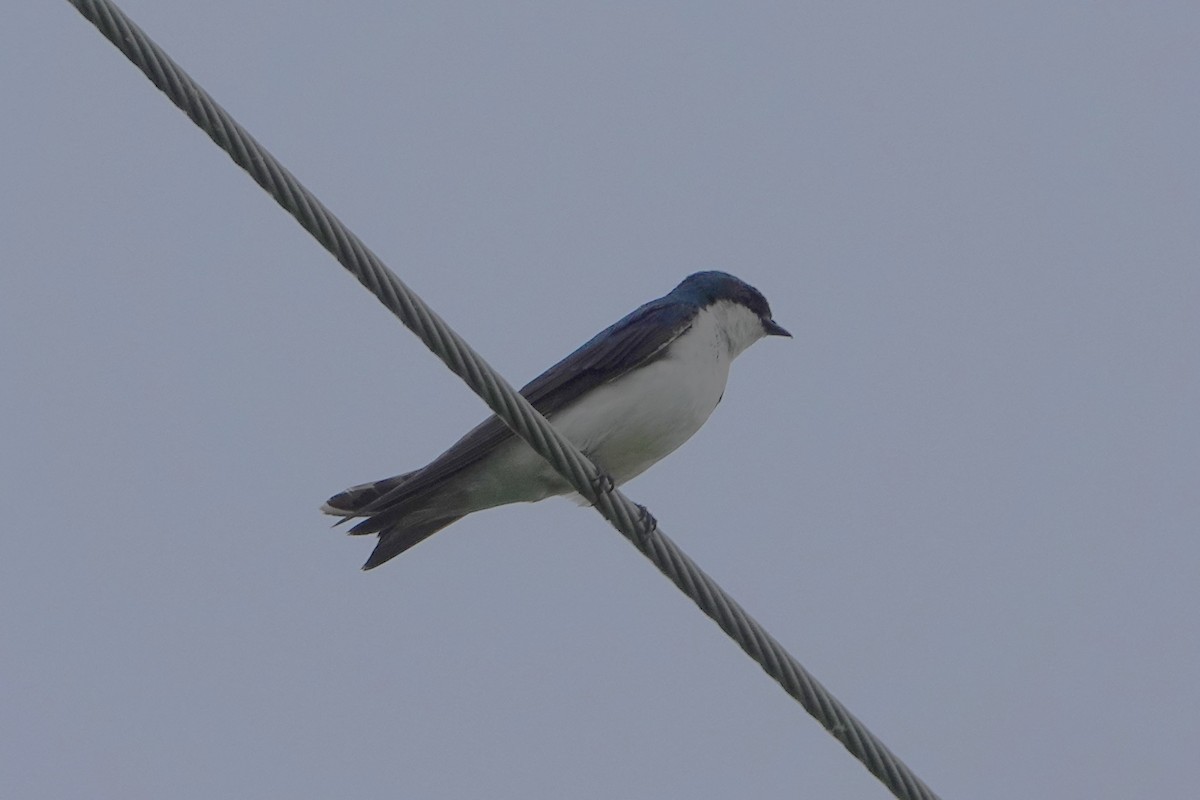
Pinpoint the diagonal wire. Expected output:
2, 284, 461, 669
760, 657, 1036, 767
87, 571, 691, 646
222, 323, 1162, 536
64, 2, 944, 798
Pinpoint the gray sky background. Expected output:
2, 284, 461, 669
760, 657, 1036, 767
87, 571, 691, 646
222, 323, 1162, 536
3, 3, 1198, 798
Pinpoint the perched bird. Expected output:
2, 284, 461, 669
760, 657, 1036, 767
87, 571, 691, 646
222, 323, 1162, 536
324, 270, 790, 569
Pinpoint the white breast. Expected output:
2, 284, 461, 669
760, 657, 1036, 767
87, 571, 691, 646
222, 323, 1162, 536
453, 300, 766, 511
552, 300, 763, 484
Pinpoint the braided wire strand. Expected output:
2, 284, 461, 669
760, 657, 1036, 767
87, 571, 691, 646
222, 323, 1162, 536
65, 2, 943, 798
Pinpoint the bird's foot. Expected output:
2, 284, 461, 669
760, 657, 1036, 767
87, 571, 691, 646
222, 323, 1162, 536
591, 470, 615, 496
634, 503, 658, 543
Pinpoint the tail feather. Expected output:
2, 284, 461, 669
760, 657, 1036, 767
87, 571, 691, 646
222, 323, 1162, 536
362, 516, 463, 570
321, 472, 414, 518
324, 472, 462, 569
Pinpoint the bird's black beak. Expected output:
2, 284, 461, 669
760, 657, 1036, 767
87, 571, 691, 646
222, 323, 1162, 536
763, 318, 791, 338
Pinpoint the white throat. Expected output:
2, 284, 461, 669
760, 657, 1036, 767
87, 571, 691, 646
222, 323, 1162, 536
706, 299, 768, 360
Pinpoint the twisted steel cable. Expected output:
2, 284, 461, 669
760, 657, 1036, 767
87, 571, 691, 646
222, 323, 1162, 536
65, 2, 943, 798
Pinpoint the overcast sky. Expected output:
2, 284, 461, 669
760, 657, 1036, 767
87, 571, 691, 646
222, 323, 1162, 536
3, 3, 1198, 798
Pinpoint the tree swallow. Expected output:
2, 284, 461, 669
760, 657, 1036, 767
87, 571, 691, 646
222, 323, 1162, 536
324, 270, 790, 569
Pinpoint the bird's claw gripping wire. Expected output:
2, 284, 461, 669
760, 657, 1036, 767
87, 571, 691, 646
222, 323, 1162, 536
634, 503, 658, 543
591, 470, 615, 496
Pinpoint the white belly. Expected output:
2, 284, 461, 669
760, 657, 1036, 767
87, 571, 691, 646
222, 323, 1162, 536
554, 342, 730, 482
451, 307, 744, 513
452, 308, 738, 511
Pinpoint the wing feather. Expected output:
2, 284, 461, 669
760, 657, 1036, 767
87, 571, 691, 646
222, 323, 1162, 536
349, 298, 696, 516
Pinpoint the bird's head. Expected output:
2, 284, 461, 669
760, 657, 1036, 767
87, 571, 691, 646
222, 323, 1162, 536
670, 271, 790, 357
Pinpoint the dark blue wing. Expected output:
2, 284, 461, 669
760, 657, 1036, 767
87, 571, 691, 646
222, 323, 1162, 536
521, 297, 696, 414
343, 297, 697, 518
